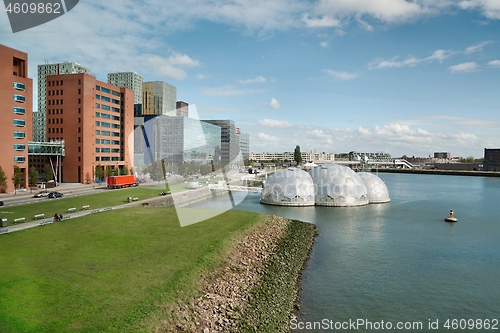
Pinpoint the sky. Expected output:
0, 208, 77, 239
1, 0, 500, 158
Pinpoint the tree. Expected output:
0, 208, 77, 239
294, 145, 302, 165
12, 166, 23, 195
95, 164, 104, 183
43, 163, 53, 182
0, 165, 7, 191
113, 167, 119, 176
28, 166, 39, 193
105, 165, 113, 177
122, 165, 129, 175
150, 159, 164, 182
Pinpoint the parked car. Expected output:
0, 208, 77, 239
33, 190, 51, 198
48, 191, 63, 198
0, 200, 3, 206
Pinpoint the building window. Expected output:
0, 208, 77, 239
14, 94, 25, 102
112, 124, 120, 129
101, 131, 110, 136
101, 113, 111, 119
112, 107, 120, 112
78, 127, 81, 133
101, 105, 110, 111
14, 144, 26, 151
112, 140, 120, 145
112, 132, 120, 137
96, 157, 100, 161
78, 156, 81, 162
14, 156, 26, 163
101, 87, 111, 94
111, 157, 119, 161
78, 98, 81, 104
78, 88, 81, 94
112, 148, 120, 153
101, 122, 110, 128
101, 157, 110, 161
13, 82, 26, 90
78, 137, 81, 142
14, 131, 25, 138
78, 118, 81, 123
14, 107, 25, 115
112, 90, 120, 96
112, 99, 120, 104
78, 147, 81, 152
96, 85, 100, 91
95, 130, 100, 135
96, 112, 101, 117
96, 94, 100, 100
78, 79, 81, 84
96, 148, 100, 152
101, 148, 111, 153
14, 119, 25, 127
96, 139, 100, 144
96, 103, 101, 108
112, 115, 120, 121
101, 140, 111, 145
96, 121, 100, 126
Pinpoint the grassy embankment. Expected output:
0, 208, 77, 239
0, 206, 266, 332
0, 187, 161, 226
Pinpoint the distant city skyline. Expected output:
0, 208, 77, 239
1, 1, 500, 158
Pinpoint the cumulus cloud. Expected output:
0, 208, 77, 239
257, 118, 293, 128
487, 60, 500, 67
320, 41, 329, 48
302, 15, 341, 28
239, 76, 267, 84
323, 69, 358, 80
270, 98, 281, 109
448, 62, 478, 73
258, 132, 280, 142
458, 0, 500, 19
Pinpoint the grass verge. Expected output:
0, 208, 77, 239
0, 207, 264, 333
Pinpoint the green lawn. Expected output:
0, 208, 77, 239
0, 187, 162, 226
0, 207, 264, 333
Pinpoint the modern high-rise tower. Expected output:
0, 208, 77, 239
141, 81, 176, 116
35, 61, 91, 142
107, 71, 143, 105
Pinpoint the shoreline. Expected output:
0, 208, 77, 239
157, 215, 317, 332
369, 168, 500, 177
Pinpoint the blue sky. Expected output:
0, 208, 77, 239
1, 0, 499, 158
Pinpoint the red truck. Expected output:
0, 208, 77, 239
107, 175, 139, 189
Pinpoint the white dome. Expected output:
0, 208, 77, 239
261, 168, 315, 206
309, 164, 369, 207
357, 172, 390, 203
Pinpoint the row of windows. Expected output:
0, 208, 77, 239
48, 90, 63, 96
48, 99, 63, 105
95, 121, 121, 129
14, 94, 25, 102
95, 139, 121, 145
14, 107, 25, 115
95, 112, 114, 120
13, 82, 26, 91
14, 156, 26, 163
48, 128, 64, 134
48, 109, 64, 115
48, 118, 63, 124
14, 119, 25, 127
14, 131, 25, 138
95, 130, 120, 136
96, 157, 120, 162
48, 80, 63, 86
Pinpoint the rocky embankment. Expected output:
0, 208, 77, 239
157, 215, 317, 332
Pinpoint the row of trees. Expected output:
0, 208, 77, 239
94, 164, 131, 182
0, 165, 55, 194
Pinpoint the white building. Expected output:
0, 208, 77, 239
107, 71, 143, 105
249, 150, 335, 163
35, 61, 91, 141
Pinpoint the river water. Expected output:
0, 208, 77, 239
190, 173, 500, 331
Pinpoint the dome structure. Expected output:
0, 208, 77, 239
309, 164, 369, 207
357, 172, 390, 203
260, 168, 315, 206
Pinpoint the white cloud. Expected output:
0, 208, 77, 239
202, 85, 264, 97
270, 97, 281, 109
196, 73, 207, 79
464, 40, 492, 54
258, 132, 280, 142
448, 62, 478, 73
239, 76, 267, 84
487, 60, 500, 67
257, 119, 293, 128
458, 0, 500, 19
323, 69, 358, 80
371, 49, 453, 69
320, 41, 329, 48
302, 15, 341, 28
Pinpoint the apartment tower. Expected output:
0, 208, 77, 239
0, 44, 33, 193
45, 73, 134, 183
107, 71, 143, 105
35, 61, 91, 142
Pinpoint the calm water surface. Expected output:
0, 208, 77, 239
190, 173, 500, 331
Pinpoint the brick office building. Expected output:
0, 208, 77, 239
45, 73, 134, 183
0, 44, 32, 193
484, 148, 500, 172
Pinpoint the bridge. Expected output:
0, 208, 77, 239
208, 184, 262, 193
28, 140, 65, 156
